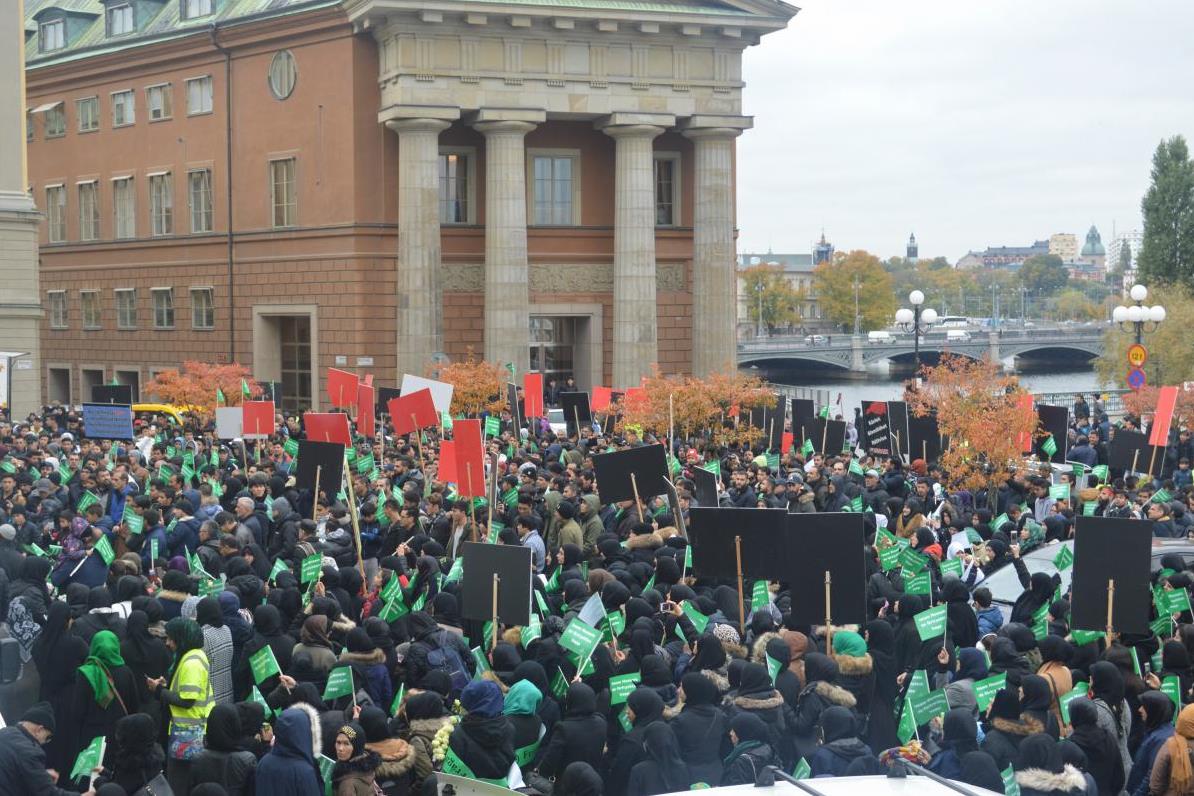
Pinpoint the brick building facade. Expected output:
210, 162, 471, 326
24, 0, 793, 412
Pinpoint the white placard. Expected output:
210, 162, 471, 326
215, 406, 244, 440
400, 374, 454, 415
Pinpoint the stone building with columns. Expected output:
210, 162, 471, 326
24, 0, 792, 410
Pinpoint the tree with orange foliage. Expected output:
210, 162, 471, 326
1121, 386, 1194, 430
906, 355, 1037, 509
616, 367, 776, 447
145, 361, 260, 424
433, 350, 507, 418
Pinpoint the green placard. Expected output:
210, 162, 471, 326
910, 688, 949, 722
751, 580, 770, 613
300, 553, 322, 584
268, 558, 289, 583
70, 735, 105, 781
380, 572, 404, 603
124, 513, 144, 534
791, 758, 811, 780
879, 544, 901, 572
971, 672, 1006, 713
559, 618, 602, 663
471, 646, 491, 675
1151, 614, 1173, 637
149, 538, 159, 563
390, 683, 407, 717
319, 754, 336, 796
1091, 464, 1109, 483
249, 684, 274, 719
609, 671, 641, 705
1058, 685, 1087, 725
913, 604, 947, 641
1162, 675, 1181, 722
991, 513, 1008, 532
1083, 501, 1097, 516
766, 652, 783, 685
93, 534, 115, 565
484, 416, 500, 437
322, 666, 354, 701
1166, 588, 1193, 615
551, 667, 569, 700
905, 570, 932, 596
603, 610, 625, 644
940, 557, 963, 578
1049, 483, 1070, 500
899, 546, 927, 574
521, 615, 542, 648
1002, 765, 1021, 796
24, 542, 46, 557
1052, 545, 1074, 571
1070, 628, 1103, 645
250, 645, 281, 684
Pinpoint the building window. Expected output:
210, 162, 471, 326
112, 90, 134, 126
268, 51, 297, 100
81, 290, 101, 329
40, 19, 65, 52
146, 84, 172, 121
77, 96, 99, 132
186, 76, 213, 115
654, 154, 679, 226
270, 158, 296, 228
106, 2, 134, 36
438, 152, 470, 224
113, 177, 135, 239
191, 287, 214, 330
44, 103, 65, 138
531, 154, 577, 226
181, 0, 213, 20
188, 169, 213, 233
152, 288, 174, 329
45, 185, 66, 242
78, 181, 99, 241
26, 113, 33, 142
115, 289, 137, 329
149, 172, 173, 235
48, 291, 67, 329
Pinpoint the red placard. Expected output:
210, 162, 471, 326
782, 431, 794, 454
1015, 393, 1035, 454
592, 386, 613, 412
327, 368, 360, 410
438, 440, 457, 485
453, 419, 486, 498
357, 383, 375, 439
388, 389, 438, 435
1150, 386, 1179, 447
242, 401, 275, 438
523, 373, 544, 418
304, 412, 352, 446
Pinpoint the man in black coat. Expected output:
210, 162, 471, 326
0, 702, 78, 795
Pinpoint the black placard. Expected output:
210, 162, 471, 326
92, 384, 133, 404
593, 444, 669, 503
762, 403, 785, 453
688, 507, 788, 580
377, 387, 402, 415
506, 383, 523, 430
887, 401, 911, 461
1108, 428, 1169, 478
791, 398, 816, 425
259, 381, 284, 405
861, 400, 891, 457
1037, 405, 1070, 464
294, 440, 345, 500
784, 513, 867, 626
800, 418, 847, 456
908, 413, 944, 464
560, 392, 592, 437
693, 466, 719, 508
460, 542, 532, 627
1070, 516, 1152, 635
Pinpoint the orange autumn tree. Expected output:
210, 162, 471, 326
615, 368, 776, 447
433, 349, 507, 417
145, 361, 261, 424
1121, 386, 1194, 429
906, 355, 1036, 508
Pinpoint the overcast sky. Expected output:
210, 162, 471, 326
736, 0, 1194, 262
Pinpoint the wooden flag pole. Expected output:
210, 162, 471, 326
241, 441, 249, 474
312, 465, 322, 523
1131, 449, 1140, 475
1147, 446, 1158, 479
1105, 578, 1116, 648
824, 571, 834, 656
466, 463, 478, 542
411, 415, 426, 474
573, 406, 581, 440
734, 535, 746, 637
491, 573, 500, 653
342, 454, 368, 585
922, 441, 927, 463
820, 421, 828, 457
630, 473, 645, 523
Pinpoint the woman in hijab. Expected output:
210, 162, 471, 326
121, 609, 172, 721
959, 751, 1005, 793
1019, 674, 1061, 739
66, 629, 139, 770
831, 631, 874, 719
809, 705, 875, 777
32, 599, 89, 771
513, 660, 560, 737
626, 723, 691, 796
1161, 640, 1194, 705
722, 712, 776, 786
1149, 703, 1194, 796
607, 688, 665, 796
685, 631, 730, 695
12, 552, 53, 621
670, 672, 728, 786
990, 637, 1032, 687
1036, 635, 1073, 731
158, 569, 193, 620
197, 595, 235, 704
896, 497, 925, 539
863, 619, 900, 753
538, 681, 605, 780
219, 590, 254, 660
294, 614, 339, 677
358, 705, 417, 796
893, 594, 936, 674
1127, 690, 1175, 796
1088, 660, 1132, 778
558, 762, 604, 796
1014, 734, 1087, 796
1066, 698, 1124, 796
191, 703, 257, 795
640, 655, 679, 715
399, 691, 453, 782
448, 680, 516, 786
94, 713, 165, 795
927, 708, 980, 780
1010, 563, 1061, 627
430, 592, 464, 636
942, 577, 979, 649
503, 679, 545, 766
247, 604, 296, 686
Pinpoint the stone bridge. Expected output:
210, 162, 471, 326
737, 326, 1106, 372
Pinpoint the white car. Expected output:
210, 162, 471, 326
546, 407, 566, 435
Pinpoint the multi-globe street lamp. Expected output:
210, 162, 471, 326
894, 290, 938, 371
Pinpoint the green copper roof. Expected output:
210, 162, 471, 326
25, 0, 338, 69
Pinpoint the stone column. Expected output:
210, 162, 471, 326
682, 116, 752, 377
472, 110, 544, 376
385, 113, 454, 375
598, 113, 673, 388
0, 0, 42, 417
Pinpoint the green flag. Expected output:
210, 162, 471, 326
322, 666, 354, 701
971, 672, 1007, 712
701, 460, 721, 479
801, 437, 814, 457
904, 569, 932, 596
1041, 434, 1057, 457
939, 557, 963, 578
93, 534, 115, 565
300, 553, 322, 584
70, 735, 106, 781
913, 604, 947, 641
896, 700, 917, 743
848, 458, 864, 477
1052, 545, 1074, 571
1091, 464, 1109, 483
77, 490, 100, 513
216, 387, 226, 405
609, 672, 641, 705
1153, 488, 1174, 505
390, 683, 407, 717
1049, 483, 1070, 501
484, 416, 500, 437
559, 618, 603, 665
250, 645, 282, 684
766, 652, 783, 685
791, 758, 811, 781
1001, 765, 1021, 796
751, 580, 770, 613
241, 379, 251, 398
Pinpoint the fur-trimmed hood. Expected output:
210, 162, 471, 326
408, 716, 454, 742
835, 653, 873, 677
340, 648, 386, 666
990, 714, 1045, 737
700, 668, 731, 694
367, 737, 417, 778
334, 749, 382, 779
810, 680, 857, 709
723, 640, 749, 660
733, 692, 785, 711
156, 589, 190, 603
1015, 765, 1086, 792
626, 532, 663, 550
751, 631, 780, 665
281, 701, 323, 762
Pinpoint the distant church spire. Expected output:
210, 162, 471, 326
907, 233, 919, 263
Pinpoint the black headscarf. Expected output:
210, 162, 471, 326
959, 751, 1004, 792
640, 723, 691, 792
1017, 733, 1064, 773
689, 631, 726, 674
558, 762, 604, 796
626, 687, 665, 727
121, 609, 171, 679
865, 619, 899, 705
205, 703, 244, 753
196, 596, 223, 628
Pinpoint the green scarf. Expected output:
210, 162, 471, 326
78, 630, 125, 708
722, 740, 763, 768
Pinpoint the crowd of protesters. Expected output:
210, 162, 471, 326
0, 386, 1191, 796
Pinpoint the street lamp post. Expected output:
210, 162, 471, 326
755, 282, 764, 339
895, 290, 938, 373
1112, 283, 1165, 346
